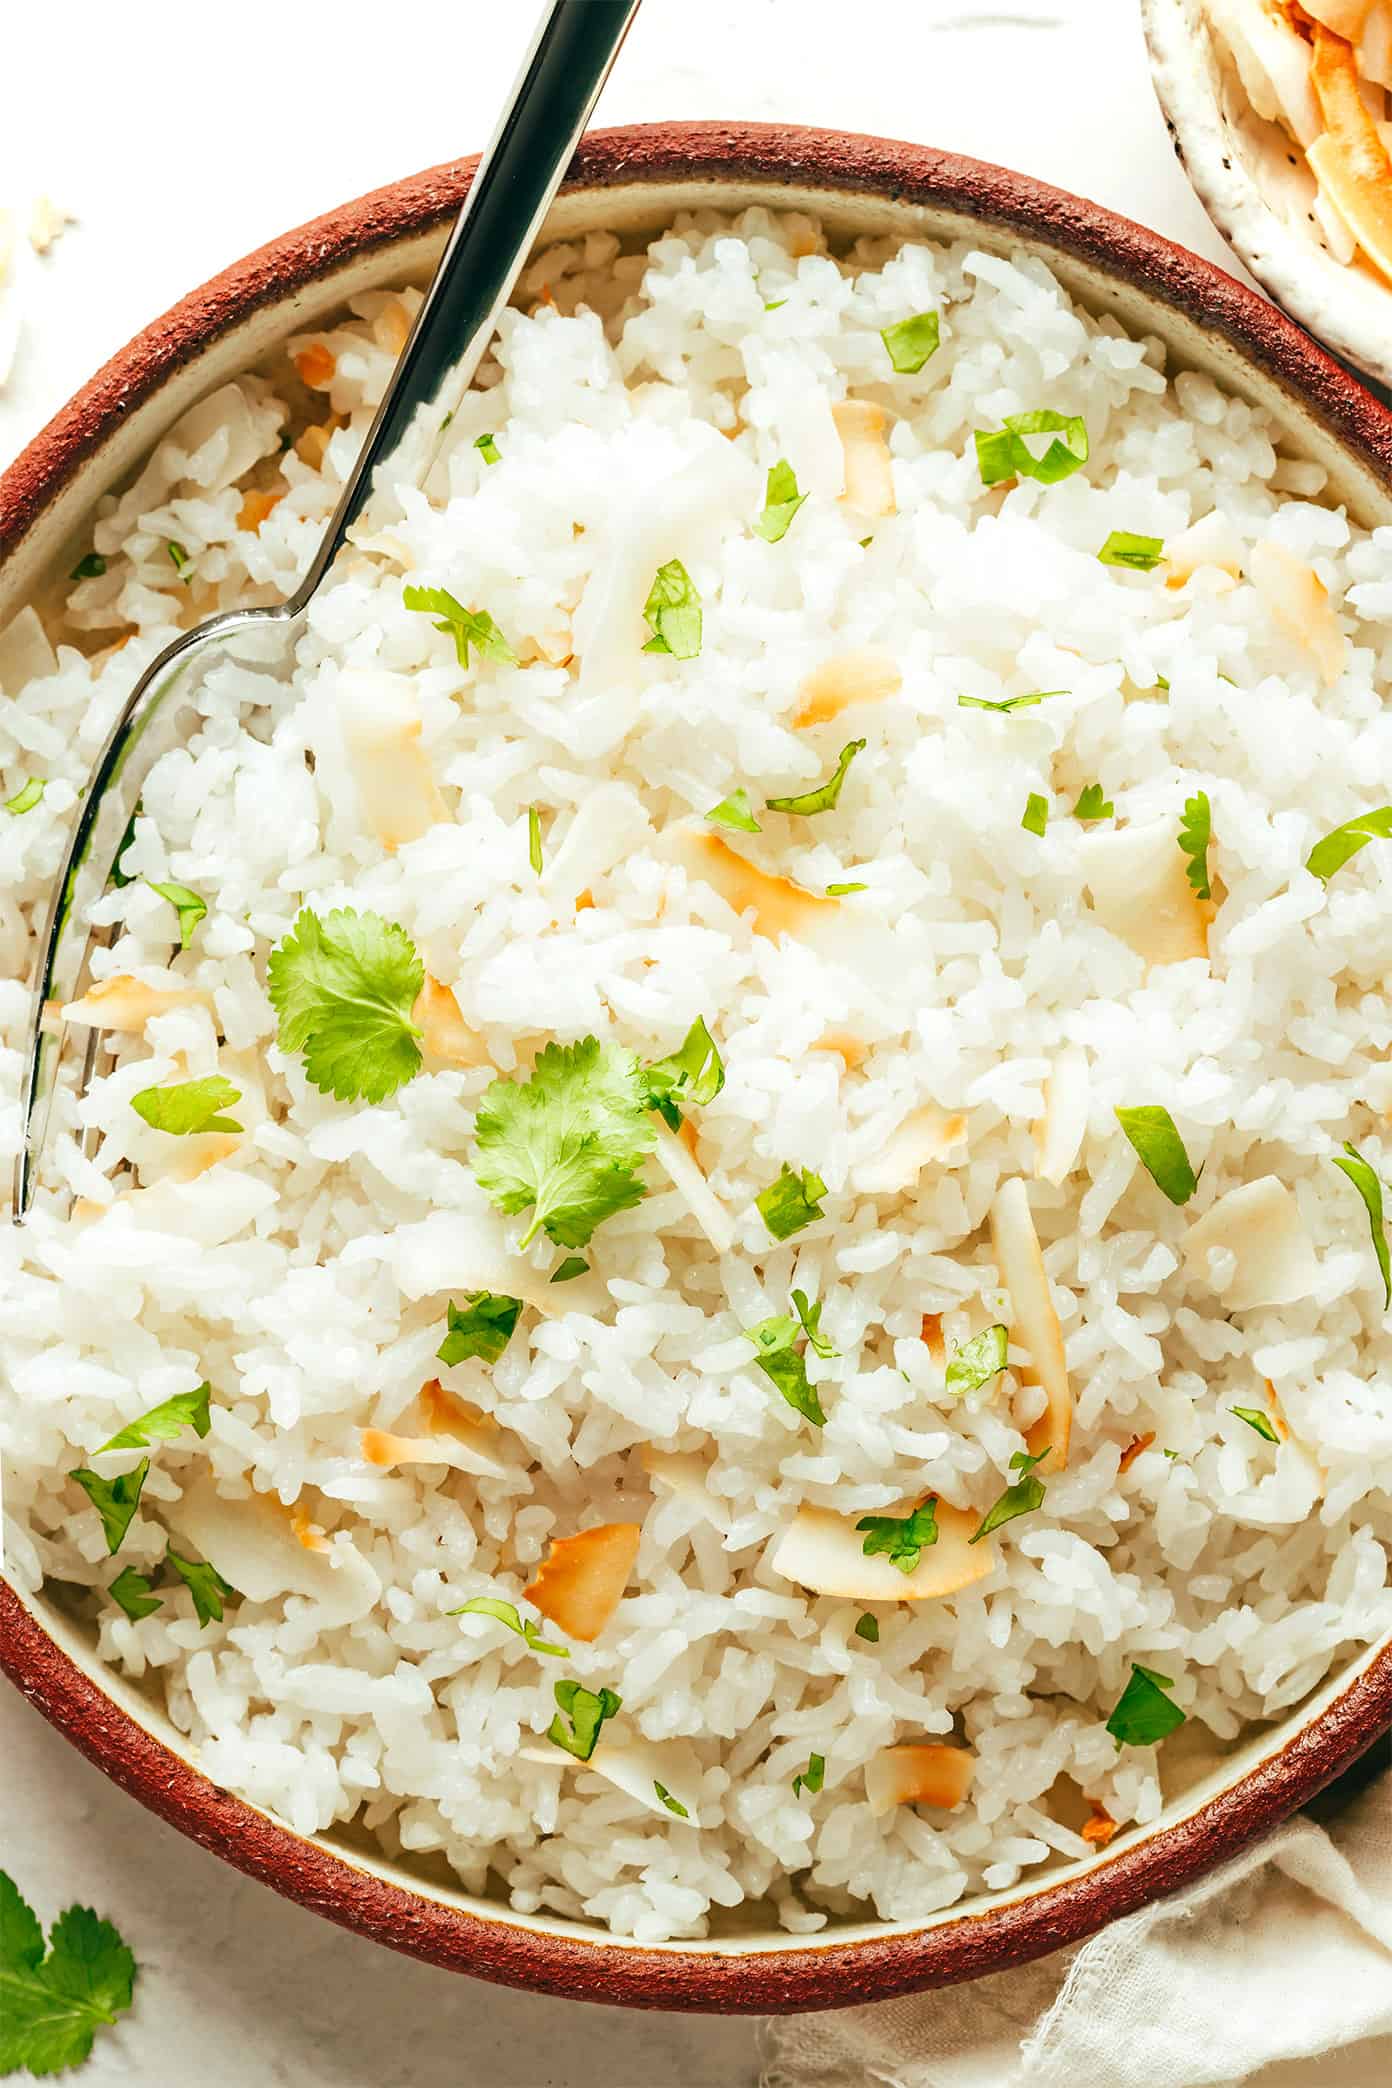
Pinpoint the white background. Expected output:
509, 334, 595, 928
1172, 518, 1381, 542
0, 2, 1272, 2082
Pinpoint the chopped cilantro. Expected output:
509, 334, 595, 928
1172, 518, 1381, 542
826, 880, 867, 895
969, 1447, 1049, 1544
754, 458, 807, 543
756, 1163, 827, 1240
1106, 1663, 1186, 1747
766, 739, 865, 816
1098, 531, 1165, 571
267, 906, 423, 1104
791, 1752, 825, 1798
957, 691, 1059, 713
1332, 1142, 1391, 1308
447, 1595, 566, 1656
146, 878, 207, 950
550, 1256, 589, 1283
6, 779, 45, 815
437, 1293, 522, 1367
131, 1075, 243, 1136
881, 311, 941, 374
548, 1678, 622, 1761
854, 1612, 880, 1643
745, 1314, 827, 1427
70, 551, 107, 580
1022, 792, 1049, 836
643, 1015, 725, 1130
706, 787, 761, 833
528, 805, 543, 876
764, 297, 787, 312
0, 1869, 137, 2076
166, 539, 192, 580
1306, 806, 1392, 883
856, 1497, 938, 1575
165, 1544, 235, 1628
1073, 783, 1114, 822
976, 410, 1088, 487
474, 432, 501, 464
108, 1567, 163, 1621
654, 1780, 690, 1818
1178, 791, 1212, 901
642, 559, 702, 659
1231, 1405, 1279, 1443
95, 1383, 211, 1454
1115, 1106, 1199, 1206
474, 1036, 655, 1249
945, 1323, 1008, 1398
402, 583, 518, 669
791, 1287, 835, 1357
70, 1459, 149, 1555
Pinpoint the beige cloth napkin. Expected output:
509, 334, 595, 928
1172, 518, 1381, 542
761, 1771, 1392, 2088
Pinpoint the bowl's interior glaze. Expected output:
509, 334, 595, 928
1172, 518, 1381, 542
3, 136, 1392, 2006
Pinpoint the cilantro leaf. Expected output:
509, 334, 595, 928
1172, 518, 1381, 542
1106, 1663, 1186, 1748
475, 432, 501, 464
146, 879, 207, 950
881, 311, 941, 374
969, 1447, 1049, 1544
527, 806, 543, 876
1073, 783, 1113, 823
706, 787, 761, 833
791, 1287, 835, 1357
402, 583, 518, 668
167, 539, 192, 580
745, 1314, 827, 1427
756, 1163, 827, 1240
1022, 792, 1049, 836
642, 559, 702, 659
474, 1036, 655, 1249
547, 1679, 622, 1761
1177, 792, 1212, 901
791, 1751, 825, 1798
975, 409, 1088, 487
856, 1498, 938, 1575
1231, 1405, 1280, 1443
6, 779, 45, 815
165, 1544, 235, 1627
1306, 806, 1392, 883
0, 1871, 137, 2078
753, 459, 807, 543
1115, 1106, 1199, 1206
550, 1256, 589, 1283
447, 1595, 567, 1657
1332, 1142, 1391, 1308
827, 880, 867, 895
642, 1016, 725, 1130
854, 1612, 880, 1643
95, 1383, 212, 1454
70, 551, 107, 580
131, 1076, 243, 1136
957, 691, 1058, 714
437, 1293, 523, 1367
1098, 531, 1165, 571
70, 1459, 149, 1555
945, 1323, 1008, 1398
108, 1567, 163, 1621
766, 739, 865, 817
654, 1780, 690, 1818
267, 906, 423, 1104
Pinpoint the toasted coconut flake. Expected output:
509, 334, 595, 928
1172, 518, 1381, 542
1263, 1377, 1293, 1441
62, 975, 205, 1033
1207, 0, 1322, 144
990, 1179, 1072, 1473
520, 1738, 697, 1820
1163, 509, 1244, 590
361, 1379, 505, 1480
1081, 1799, 1120, 1848
652, 1120, 735, 1253
1183, 1176, 1319, 1310
524, 1522, 643, 1642
793, 646, 903, 728
641, 1446, 729, 1531
866, 1744, 973, 1816
373, 298, 412, 356
294, 342, 336, 389
1248, 537, 1347, 686
236, 487, 285, 534
854, 1106, 967, 1196
1308, 22, 1392, 289
672, 826, 840, 943
833, 399, 896, 516
544, 783, 651, 907
1118, 1431, 1156, 1474
1033, 1045, 1091, 1186
816, 1030, 869, 1070
0, 605, 58, 692
412, 973, 489, 1067
177, 1472, 379, 1624
290, 1503, 329, 1553
1082, 822, 1211, 968
339, 668, 445, 850
920, 1312, 947, 1363
769, 1500, 992, 1601
295, 418, 341, 470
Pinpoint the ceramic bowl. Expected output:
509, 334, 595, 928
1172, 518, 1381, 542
1143, 0, 1392, 391
3, 122, 1392, 2014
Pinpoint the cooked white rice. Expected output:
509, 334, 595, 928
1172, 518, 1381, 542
4, 207, 1392, 1945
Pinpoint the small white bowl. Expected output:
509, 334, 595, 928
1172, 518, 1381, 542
1143, 0, 1392, 389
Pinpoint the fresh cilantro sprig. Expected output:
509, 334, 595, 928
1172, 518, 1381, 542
957, 691, 1059, 714
855, 1612, 880, 1643
654, 1780, 690, 1818
706, 787, 761, 834
0, 1870, 137, 2077
474, 432, 501, 465
1098, 531, 1165, 572
976, 410, 1088, 488
970, 1447, 1049, 1544
791, 1752, 826, 1798
474, 1036, 655, 1249
1231, 1405, 1279, 1443
267, 907, 423, 1104
94, 1383, 212, 1455
944, 1324, 1008, 1399
448, 1595, 567, 1657
1106, 1663, 1186, 1747
165, 1544, 235, 1628
791, 1288, 835, 1357
69, 1460, 149, 1555
5, 779, 45, 815
642, 1016, 725, 1130
766, 739, 865, 817
1306, 806, 1392, 883
1115, 1106, 1199, 1206
1177, 792, 1212, 900
642, 560, 702, 659
146, 879, 207, 950
548, 1679, 622, 1761
856, 1498, 938, 1575
1022, 793, 1049, 836
756, 1164, 827, 1240
745, 1314, 827, 1427
131, 1076, 243, 1136
1332, 1142, 1391, 1309
109, 1568, 163, 1621
881, 311, 940, 373
437, 1293, 523, 1367
1073, 783, 1113, 823
753, 459, 807, 543
403, 584, 518, 669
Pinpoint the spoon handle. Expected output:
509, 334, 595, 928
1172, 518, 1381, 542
293, 0, 641, 602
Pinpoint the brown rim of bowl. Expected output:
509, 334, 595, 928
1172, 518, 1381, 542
2, 122, 1391, 2013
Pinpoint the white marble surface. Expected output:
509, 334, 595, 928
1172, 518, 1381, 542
0, 2, 1262, 2081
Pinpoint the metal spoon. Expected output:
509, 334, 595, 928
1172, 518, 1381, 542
13, 0, 641, 1218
